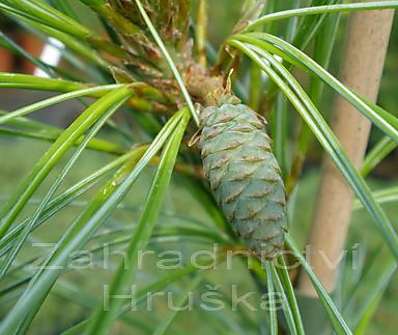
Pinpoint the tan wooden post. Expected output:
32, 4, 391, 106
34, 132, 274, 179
298, 6, 395, 296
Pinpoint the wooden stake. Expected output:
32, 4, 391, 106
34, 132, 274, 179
297, 6, 395, 296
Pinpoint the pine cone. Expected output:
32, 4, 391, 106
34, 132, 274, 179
199, 103, 287, 259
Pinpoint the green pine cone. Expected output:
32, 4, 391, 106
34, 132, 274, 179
199, 103, 287, 259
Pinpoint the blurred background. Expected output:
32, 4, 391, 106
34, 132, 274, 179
0, 1, 397, 334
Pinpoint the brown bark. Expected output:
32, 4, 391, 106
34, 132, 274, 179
18, 33, 44, 74
0, 48, 14, 72
297, 7, 395, 296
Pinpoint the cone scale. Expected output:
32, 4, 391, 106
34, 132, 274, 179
199, 102, 287, 259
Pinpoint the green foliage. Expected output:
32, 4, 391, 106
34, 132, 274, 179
0, 1, 397, 334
